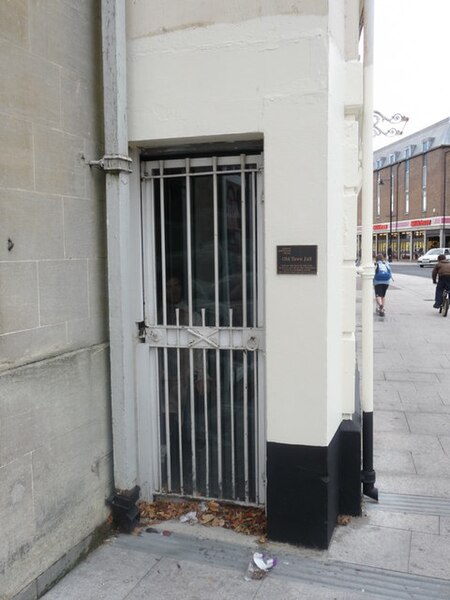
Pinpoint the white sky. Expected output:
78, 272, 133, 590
373, 0, 450, 150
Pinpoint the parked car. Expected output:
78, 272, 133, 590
417, 248, 450, 267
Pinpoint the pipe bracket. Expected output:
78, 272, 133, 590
88, 154, 132, 174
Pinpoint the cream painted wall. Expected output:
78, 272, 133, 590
326, 33, 346, 442
127, 6, 361, 448
127, 16, 327, 143
126, 0, 327, 40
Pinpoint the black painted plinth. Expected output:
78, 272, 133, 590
339, 419, 363, 515
267, 419, 361, 549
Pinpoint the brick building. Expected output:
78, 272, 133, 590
357, 117, 450, 260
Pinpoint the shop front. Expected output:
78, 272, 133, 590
358, 218, 450, 261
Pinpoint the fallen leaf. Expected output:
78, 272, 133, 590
138, 499, 266, 536
207, 500, 220, 512
258, 536, 267, 545
200, 513, 215, 524
337, 515, 351, 526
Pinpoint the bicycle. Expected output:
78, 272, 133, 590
440, 288, 449, 317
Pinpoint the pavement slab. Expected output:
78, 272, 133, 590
374, 410, 410, 433
42, 542, 160, 600
364, 508, 439, 534
409, 531, 450, 580
406, 413, 450, 435
327, 523, 411, 572
373, 448, 416, 474
39, 269, 450, 600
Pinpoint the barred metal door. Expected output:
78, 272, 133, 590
141, 154, 265, 505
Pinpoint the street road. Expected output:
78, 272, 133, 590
390, 262, 433, 279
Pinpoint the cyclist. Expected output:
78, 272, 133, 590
432, 254, 450, 308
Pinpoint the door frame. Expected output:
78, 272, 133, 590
136, 151, 266, 505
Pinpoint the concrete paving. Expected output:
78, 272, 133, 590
42, 269, 450, 599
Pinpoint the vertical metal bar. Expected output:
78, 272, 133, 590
160, 161, 167, 327
201, 309, 210, 497
240, 155, 249, 502
216, 345, 222, 498
163, 350, 171, 491
189, 348, 196, 493
146, 176, 158, 325
251, 171, 258, 502
186, 158, 193, 327
256, 157, 266, 504
241, 154, 247, 328
252, 353, 258, 503
186, 158, 196, 492
153, 347, 162, 491
159, 161, 171, 490
144, 174, 162, 491
243, 349, 249, 503
251, 171, 257, 329
211, 160, 223, 497
161, 355, 171, 489
176, 309, 184, 494
229, 308, 235, 499
213, 157, 219, 327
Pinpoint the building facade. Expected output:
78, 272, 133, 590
0, 4, 112, 599
123, 0, 364, 549
1, 2, 366, 597
357, 118, 450, 260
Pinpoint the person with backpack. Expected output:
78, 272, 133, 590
373, 253, 393, 317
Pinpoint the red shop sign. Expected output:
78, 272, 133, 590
410, 219, 431, 227
373, 224, 388, 231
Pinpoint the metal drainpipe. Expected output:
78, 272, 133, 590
360, 0, 378, 501
99, 0, 139, 502
395, 162, 400, 258
442, 150, 450, 247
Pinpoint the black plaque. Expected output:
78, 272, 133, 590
277, 245, 317, 274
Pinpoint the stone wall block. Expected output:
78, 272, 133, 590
0, 40, 60, 127
38, 260, 89, 326
0, 349, 91, 451
34, 128, 86, 198
0, 455, 36, 590
32, 422, 111, 534
61, 70, 103, 141
0, 409, 39, 467
0, 116, 34, 190
0, 348, 112, 598
67, 317, 108, 349
63, 198, 106, 259
0, 190, 64, 262
84, 140, 106, 202
88, 259, 108, 316
0, 324, 67, 371
29, 0, 101, 83
0, 345, 111, 450
0, 262, 39, 335
0, 0, 29, 48
90, 344, 112, 425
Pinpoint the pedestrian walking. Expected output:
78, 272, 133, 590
432, 253, 450, 308
373, 253, 392, 317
